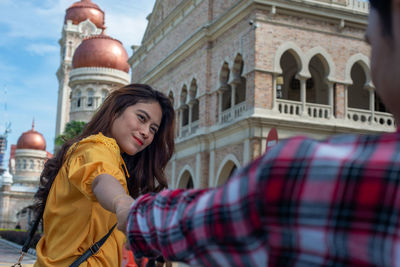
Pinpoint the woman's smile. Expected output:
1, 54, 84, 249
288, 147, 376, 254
133, 136, 143, 146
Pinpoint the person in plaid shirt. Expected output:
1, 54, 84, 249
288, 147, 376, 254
114, 0, 400, 265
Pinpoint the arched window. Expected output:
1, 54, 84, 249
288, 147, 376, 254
76, 90, 82, 108
307, 55, 329, 105
178, 170, 194, 189
180, 86, 189, 127
232, 54, 246, 104
217, 161, 237, 186
348, 62, 369, 110
168, 91, 175, 107
280, 50, 302, 101
189, 79, 199, 122
101, 90, 108, 103
220, 62, 231, 111
87, 89, 94, 107
375, 92, 387, 113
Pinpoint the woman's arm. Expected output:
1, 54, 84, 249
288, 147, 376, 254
92, 174, 134, 230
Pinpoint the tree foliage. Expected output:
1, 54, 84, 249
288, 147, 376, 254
55, 121, 86, 146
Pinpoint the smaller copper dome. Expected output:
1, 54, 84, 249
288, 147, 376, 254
72, 32, 130, 73
16, 122, 46, 151
65, 0, 104, 28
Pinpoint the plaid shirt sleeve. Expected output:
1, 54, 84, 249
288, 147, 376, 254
127, 132, 400, 267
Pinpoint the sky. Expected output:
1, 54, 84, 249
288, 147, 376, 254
0, 0, 156, 169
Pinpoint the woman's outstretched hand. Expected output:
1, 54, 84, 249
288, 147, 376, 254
92, 174, 135, 233
115, 195, 135, 233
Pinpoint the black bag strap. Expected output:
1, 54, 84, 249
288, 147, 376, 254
11, 206, 44, 266
69, 224, 117, 267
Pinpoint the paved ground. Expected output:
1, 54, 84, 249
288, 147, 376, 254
0, 238, 36, 266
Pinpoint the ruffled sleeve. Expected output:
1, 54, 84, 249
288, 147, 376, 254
67, 135, 127, 201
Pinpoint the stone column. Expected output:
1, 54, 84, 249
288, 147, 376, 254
367, 85, 375, 124
299, 76, 307, 116
344, 84, 348, 119
275, 75, 284, 111
230, 82, 236, 119
178, 107, 183, 137
328, 82, 334, 118
218, 91, 223, 123
209, 148, 215, 187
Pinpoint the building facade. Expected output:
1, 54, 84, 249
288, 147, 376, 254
129, 0, 394, 190
0, 123, 51, 229
55, 0, 129, 135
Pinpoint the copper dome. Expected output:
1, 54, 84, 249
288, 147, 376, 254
72, 32, 129, 73
65, 0, 105, 28
16, 122, 46, 151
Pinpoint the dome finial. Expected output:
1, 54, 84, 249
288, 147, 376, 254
32, 118, 35, 130
100, 26, 107, 35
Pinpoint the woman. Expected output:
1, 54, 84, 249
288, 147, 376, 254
34, 84, 175, 266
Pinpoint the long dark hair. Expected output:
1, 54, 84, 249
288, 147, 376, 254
35, 84, 175, 211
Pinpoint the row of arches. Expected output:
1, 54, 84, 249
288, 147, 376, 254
166, 53, 248, 138
168, 78, 200, 137
275, 44, 386, 114
218, 53, 247, 115
71, 87, 109, 110
175, 155, 239, 189
14, 158, 44, 172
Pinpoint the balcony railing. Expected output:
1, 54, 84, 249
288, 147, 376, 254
234, 102, 247, 118
276, 100, 396, 129
346, 0, 369, 12
191, 120, 200, 133
181, 125, 189, 138
374, 111, 395, 127
221, 109, 232, 123
277, 99, 302, 116
307, 102, 332, 119
221, 102, 247, 124
180, 120, 200, 138
277, 100, 332, 119
347, 108, 395, 127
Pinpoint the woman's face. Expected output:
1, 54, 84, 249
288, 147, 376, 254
111, 101, 162, 155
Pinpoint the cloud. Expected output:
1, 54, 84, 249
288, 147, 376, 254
0, 0, 68, 41
105, 13, 150, 51
97, 0, 155, 51
25, 43, 59, 56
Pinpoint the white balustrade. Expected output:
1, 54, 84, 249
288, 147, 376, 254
277, 99, 302, 116
299, 0, 369, 13
221, 109, 232, 123
234, 102, 247, 118
181, 125, 189, 137
220, 102, 247, 124
346, 0, 369, 12
373, 111, 395, 127
347, 108, 372, 124
347, 108, 395, 127
191, 120, 200, 133
306, 102, 332, 119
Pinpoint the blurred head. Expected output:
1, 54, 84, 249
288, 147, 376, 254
367, 0, 400, 123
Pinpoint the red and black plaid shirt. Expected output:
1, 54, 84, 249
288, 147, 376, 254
127, 131, 400, 266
